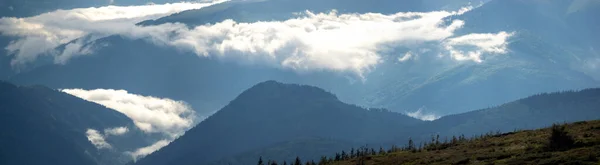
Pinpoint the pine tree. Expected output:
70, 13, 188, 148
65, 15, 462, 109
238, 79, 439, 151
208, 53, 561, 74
258, 156, 264, 165
408, 138, 415, 151
294, 156, 302, 165
318, 156, 328, 165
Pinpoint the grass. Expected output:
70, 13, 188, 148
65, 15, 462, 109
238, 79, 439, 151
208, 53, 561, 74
326, 120, 600, 165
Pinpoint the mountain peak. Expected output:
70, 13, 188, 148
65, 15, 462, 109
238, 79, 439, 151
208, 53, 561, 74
232, 80, 339, 107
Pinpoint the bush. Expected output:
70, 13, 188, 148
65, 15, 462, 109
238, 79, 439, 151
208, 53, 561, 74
547, 124, 575, 151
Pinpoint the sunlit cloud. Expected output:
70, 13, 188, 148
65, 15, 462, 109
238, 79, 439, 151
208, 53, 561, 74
1, 2, 514, 77
443, 31, 515, 62
0, 0, 227, 66
61, 88, 197, 138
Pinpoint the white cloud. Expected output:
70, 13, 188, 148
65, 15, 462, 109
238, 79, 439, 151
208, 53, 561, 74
398, 51, 416, 62
406, 107, 440, 121
443, 31, 514, 63
143, 9, 469, 76
86, 129, 112, 149
1, 2, 515, 76
0, 0, 227, 66
128, 140, 170, 161
61, 89, 197, 138
104, 127, 129, 136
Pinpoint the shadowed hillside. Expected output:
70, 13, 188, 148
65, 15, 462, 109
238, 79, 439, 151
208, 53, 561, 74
0, 81, 151, 165
133, 80, 423, 165
316, 120, 600, 165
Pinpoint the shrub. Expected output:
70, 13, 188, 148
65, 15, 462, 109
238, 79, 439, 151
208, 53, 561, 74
547, 124, 575, 151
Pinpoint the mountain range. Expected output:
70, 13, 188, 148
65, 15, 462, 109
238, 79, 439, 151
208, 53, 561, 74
5, 0, 599, 119
1, 0, 599, 164
134, 80, 600, 165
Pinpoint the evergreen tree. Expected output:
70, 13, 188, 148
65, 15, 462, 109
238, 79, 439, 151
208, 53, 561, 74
294, 156, 302, 165
258, 156, 264, 165
318, 156, 328, 165
408, 138, 415, 151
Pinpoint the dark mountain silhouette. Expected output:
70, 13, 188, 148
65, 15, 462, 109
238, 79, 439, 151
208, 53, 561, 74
134, 81, 600, 165
0, 81, 151, 165
133, 80, 423, 165
208, 137, 358, 165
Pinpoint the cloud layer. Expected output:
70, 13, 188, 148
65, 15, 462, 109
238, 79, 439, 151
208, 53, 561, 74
62, 89, 197, 138
1, 2, 513, 76
0, 1, 226, 66
444, 31, 515, 62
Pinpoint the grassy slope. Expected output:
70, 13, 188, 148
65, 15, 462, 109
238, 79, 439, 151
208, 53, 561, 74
330, 120, 600, 165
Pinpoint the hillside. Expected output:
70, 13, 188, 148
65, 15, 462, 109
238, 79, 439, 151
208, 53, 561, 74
0, 81, 151, 165
133, 80, 423, 165
202, 86, 600, 164
416, 88, 600, 139
318, 120, 600, 165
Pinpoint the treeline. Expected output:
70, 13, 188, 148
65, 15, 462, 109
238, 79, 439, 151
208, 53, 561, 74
257, 132, 501, 165
257, 123, 578, 165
